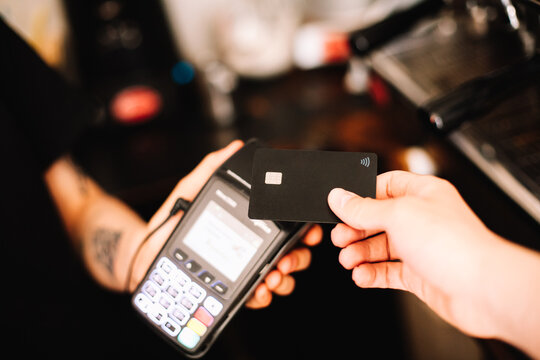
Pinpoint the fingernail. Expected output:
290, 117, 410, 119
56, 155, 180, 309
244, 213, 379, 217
329, 188, 355, 209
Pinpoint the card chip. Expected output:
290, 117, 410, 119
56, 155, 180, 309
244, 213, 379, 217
265, 172, 282, 185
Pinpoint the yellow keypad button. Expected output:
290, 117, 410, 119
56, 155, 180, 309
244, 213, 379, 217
187, 318, 207, 336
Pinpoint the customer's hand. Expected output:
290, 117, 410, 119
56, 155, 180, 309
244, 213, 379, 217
328, 170, 540, 358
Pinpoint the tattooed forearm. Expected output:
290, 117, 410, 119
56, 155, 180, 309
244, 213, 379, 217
93, 228, 122, 275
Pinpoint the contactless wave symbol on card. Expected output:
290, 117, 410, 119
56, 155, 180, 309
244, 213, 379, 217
360, 157, 371, 167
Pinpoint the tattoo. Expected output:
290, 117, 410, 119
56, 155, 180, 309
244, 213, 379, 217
66, 156, 89, 196
93, 228, 122, 275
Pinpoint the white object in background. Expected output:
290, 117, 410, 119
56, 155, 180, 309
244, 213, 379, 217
214, 0, 304, 78
403, 146, 437, 175
162, 0, 303, 79
292, 0, 426, 71
344, 57, 370, 94
293, 24, 350, 69
160, 0, 225, 68
302, 0, 425, 33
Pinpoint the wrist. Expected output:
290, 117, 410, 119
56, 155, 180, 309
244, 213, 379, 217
117, 225, 149, 292
480, 235, 540, 357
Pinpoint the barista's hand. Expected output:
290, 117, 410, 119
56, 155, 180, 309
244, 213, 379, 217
129, 140, 322, 309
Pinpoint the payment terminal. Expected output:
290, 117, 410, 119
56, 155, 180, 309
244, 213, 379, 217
132, 139, 307, 358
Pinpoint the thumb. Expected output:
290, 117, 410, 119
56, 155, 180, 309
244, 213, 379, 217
328, 188, 391, 230
148, 140, 244, 229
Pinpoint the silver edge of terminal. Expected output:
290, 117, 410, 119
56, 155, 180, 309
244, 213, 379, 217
226, 169, 251, 189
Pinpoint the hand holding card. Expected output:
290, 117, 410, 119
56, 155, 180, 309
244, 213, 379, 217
248, 148, 377, 223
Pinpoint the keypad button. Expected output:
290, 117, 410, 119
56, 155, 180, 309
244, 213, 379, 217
148, 304, 167, 325
165, 284, 182, 300
184, 260, 201, 273
187, 283, 206, 303
187, 318, 207, 336
158, 294, 174, 310
178, 327, 200, 349
150, 269, 168, 288
169, 306, 189, 325
134, 293, 152, 313
194, 307, 214, 327
203, 296, 223, 316
161, 318, 181, 337
174, 269, 191, 288
173, 249, 188, 262
157, 257, 177, 275
142, 281, 160, 300
179, 296, 196, 313
198, 271, 215, 285
212, 282, 228, 295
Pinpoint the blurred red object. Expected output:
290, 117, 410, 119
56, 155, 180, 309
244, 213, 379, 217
110, 85, 162, 124
368, 73, 391, 107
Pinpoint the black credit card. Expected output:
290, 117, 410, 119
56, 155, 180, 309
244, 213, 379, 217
248, 148, 377, 223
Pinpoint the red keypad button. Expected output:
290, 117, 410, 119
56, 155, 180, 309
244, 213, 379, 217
194, 307, 214, 327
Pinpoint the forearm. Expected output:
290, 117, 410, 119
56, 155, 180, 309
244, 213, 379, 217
482, 236, 540, 358
76, 196, 146, 291
44, 156, 146, 291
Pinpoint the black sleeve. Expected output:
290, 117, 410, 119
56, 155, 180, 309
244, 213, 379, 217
0, 17, 97, 171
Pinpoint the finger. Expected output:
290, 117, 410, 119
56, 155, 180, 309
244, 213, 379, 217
330, 222, 382, 248
328, 188, 394, 230
351, 262, 407, 291
271, 274, 295, 296
245, 283, 273, 309
301, 224, 323, 247
376, 170, 440, 200
277, 247, 311, 274
338, 232, 396, 270
350, 262, 439, 316
264, 270, 283, 291
177, 140, 244, 200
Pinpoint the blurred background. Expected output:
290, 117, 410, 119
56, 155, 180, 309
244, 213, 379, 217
1, 0, 538, 358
